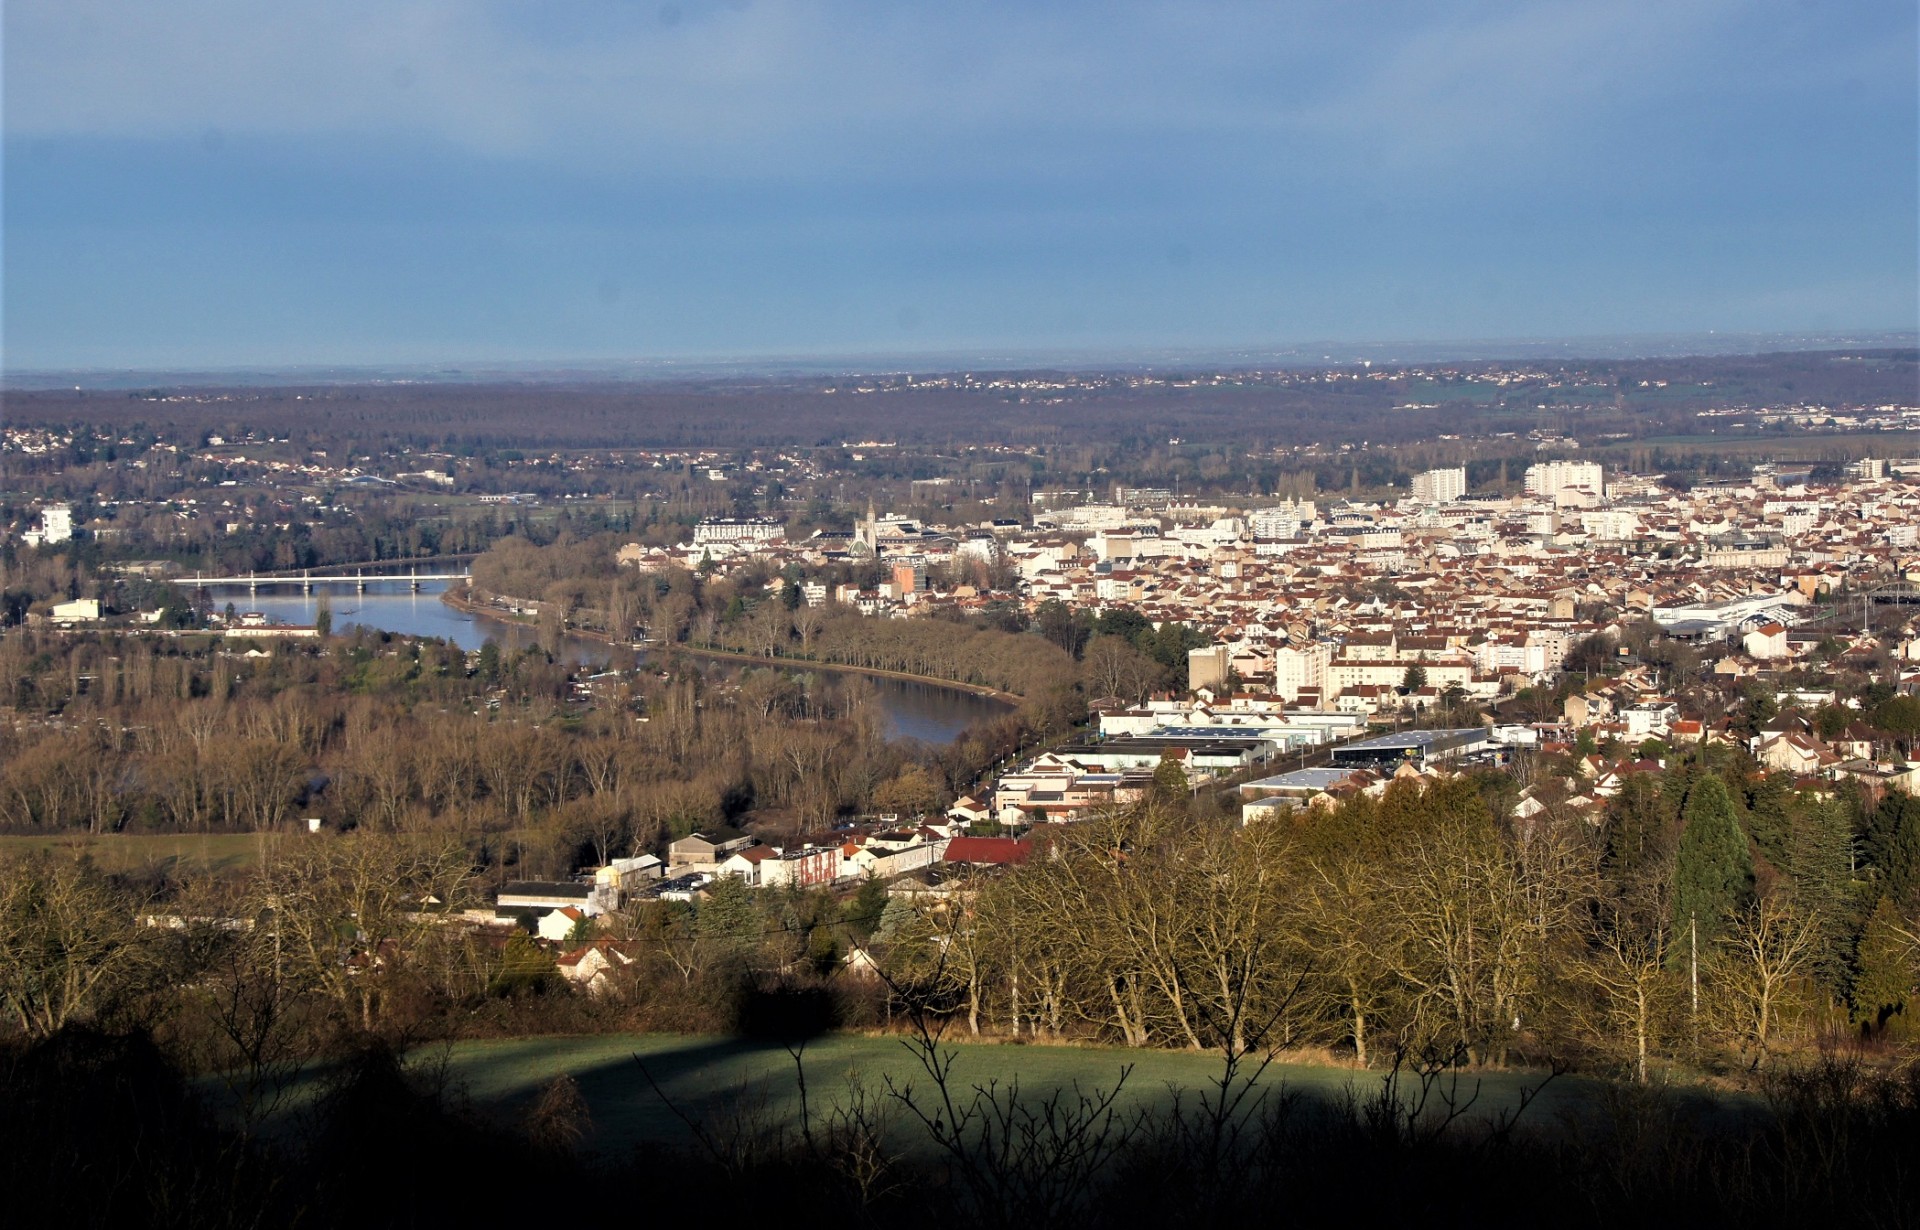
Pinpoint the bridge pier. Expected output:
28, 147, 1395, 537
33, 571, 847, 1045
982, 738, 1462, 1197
356, 573, 367, 594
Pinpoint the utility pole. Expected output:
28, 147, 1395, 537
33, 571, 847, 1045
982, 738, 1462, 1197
1689, 911, 1699, 1048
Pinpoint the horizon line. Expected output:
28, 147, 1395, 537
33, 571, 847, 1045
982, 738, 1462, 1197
6, 327, 1915, 389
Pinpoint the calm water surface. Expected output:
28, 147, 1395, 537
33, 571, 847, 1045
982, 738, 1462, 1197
213, 581, 1008, 744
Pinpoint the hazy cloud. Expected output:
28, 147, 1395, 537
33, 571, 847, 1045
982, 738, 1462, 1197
14, 1, 1896, 171
4, 1, 1913, 366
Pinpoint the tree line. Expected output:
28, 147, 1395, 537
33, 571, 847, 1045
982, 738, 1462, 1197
468, 530, 1198, 706
879, 752, 1918, 1075
3, 763, 1917, 1227
0, 624, 1032, 857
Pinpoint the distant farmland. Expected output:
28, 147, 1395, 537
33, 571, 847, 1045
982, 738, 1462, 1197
0, 831, 268, 874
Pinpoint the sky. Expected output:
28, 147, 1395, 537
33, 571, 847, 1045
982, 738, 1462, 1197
4, 0, 1916, 370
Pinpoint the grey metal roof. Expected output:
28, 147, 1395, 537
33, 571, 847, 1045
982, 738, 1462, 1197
1240, 767, 1358, 792
1337, 727, 1486, 751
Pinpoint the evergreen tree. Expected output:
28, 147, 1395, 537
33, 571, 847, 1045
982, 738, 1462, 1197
476, 640, 501, 683
1604, 772, 1676, 882
1658, 755, 1704, 826
1742, 772, 1794, 872
490, 933, 558, 997
845, 873, 890, 939
873, 896, 915, 944
805, 924, 840, 976
1786, 796, 1860, 993
1851, 895, 1915, 1033
1669, 775, 1754, 958
1151, 754, 1189, 805
696, 875, 762, 954
1873, 695, 1920, 760
1813, 703, 1851, 741
1865, 791, 1920, 915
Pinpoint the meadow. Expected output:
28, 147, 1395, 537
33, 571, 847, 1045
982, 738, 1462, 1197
0, 831, 268, 875
422, 1032, 1628, 1154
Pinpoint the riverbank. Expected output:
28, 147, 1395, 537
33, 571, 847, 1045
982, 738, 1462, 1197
440, 585, 1024, 708
672, 642, 1025, 706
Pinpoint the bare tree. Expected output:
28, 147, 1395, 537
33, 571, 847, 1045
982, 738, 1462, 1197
1713, 892, 1823, 1068
1383, 792, 1582, 1065
793, 602, 828, 654
261, 833, 473, 1034
746, 601, 791, 657
1298, 837, 1398, 1068
1083, 635, 1162, 704
1578, 895, 1677, 1084
0, 855, 157, 1037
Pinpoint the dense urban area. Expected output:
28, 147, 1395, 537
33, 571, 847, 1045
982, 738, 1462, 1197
5, 347, 1920, 1226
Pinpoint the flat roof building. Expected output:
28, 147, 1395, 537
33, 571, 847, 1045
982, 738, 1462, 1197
1330, 727, 1489, 767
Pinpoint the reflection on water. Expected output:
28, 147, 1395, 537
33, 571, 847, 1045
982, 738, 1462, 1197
214, 581, 1008, 744
865, 679, 1010, 745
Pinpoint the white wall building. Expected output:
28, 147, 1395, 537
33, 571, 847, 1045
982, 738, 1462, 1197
1250, 500, 1316, 538
1524, 461, 1604, 500
1272, 642, 1332, 703
692, 517, 784, 546
1410, 467, 1466, 505
23, 504, 73, 548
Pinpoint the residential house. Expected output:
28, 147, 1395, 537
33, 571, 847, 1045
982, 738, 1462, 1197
555, 938, 635, 995
537, 907, 586, 944
669, 827, 756, 868
1756, 733, 1837, 777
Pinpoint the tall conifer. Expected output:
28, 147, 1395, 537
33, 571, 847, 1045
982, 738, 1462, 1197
1866, 792, 1920, 915
1851, 895, 1915, 1033
1670, 776, 1754, 957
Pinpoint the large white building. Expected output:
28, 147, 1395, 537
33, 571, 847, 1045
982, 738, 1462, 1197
692, 517, 783, 546
1249, 500, 1316, 539
1409, 467, 1466, 505
1524, 461, 1604, 500
1272, 642, 1332, 702
23, 504, 72, 548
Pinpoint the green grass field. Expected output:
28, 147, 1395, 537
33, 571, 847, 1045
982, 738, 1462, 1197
0, 831, 268, 874
421, 1033, 1613, 1153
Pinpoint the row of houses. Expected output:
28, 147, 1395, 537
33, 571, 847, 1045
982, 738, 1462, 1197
494, 821, 1041, 926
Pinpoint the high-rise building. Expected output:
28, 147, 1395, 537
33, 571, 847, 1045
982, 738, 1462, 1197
1272, 642, 1332, 703
1188, 644, 1231, 692
1524, 460, 1604, 499
1250, 499, 1315, 537
1409, 467, 1466, 504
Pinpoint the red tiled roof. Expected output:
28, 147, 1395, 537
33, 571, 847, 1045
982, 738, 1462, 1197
943, 837, 1032, 866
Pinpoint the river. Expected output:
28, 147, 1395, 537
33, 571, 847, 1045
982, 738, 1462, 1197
207, 580, 1010, 744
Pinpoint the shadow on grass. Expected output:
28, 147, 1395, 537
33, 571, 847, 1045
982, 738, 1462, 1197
432, 1032, 1639, 1159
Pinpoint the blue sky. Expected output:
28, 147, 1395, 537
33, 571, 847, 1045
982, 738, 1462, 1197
5, 0, 1915, 369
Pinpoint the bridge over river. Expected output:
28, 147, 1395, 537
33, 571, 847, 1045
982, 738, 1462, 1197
187, 565, 471, 594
